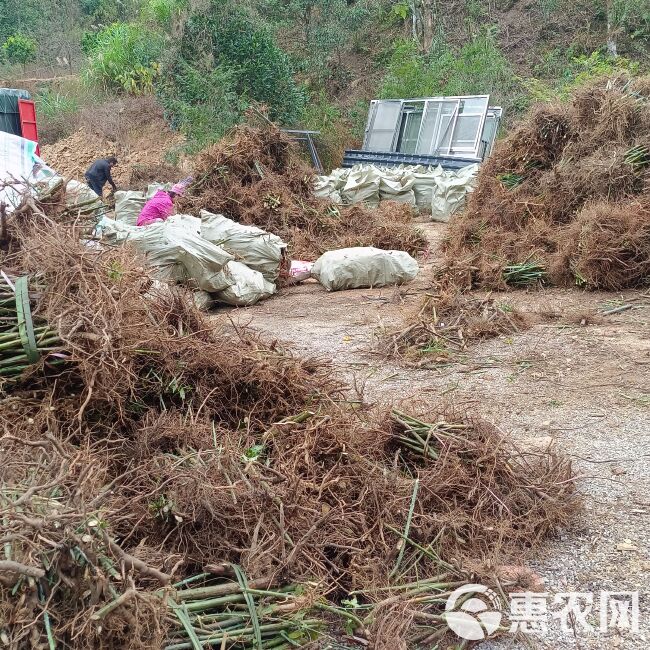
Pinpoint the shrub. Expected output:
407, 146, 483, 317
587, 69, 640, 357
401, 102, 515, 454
84, 22, 164, 95
35, 90, 81, 144
2, 34, 37, 70
380, 30, 519, 99
379, 31, 527, 119
180, 1, 305, 124
558, 51, 640, 96
300, 92, 351, 170
158, 59, 244, 152
144, 0, 188, 29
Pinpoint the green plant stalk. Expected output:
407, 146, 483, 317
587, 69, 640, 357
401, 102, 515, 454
173, 572, 212, 589
0, 341, 62, 365
188, 611, 251, 624
193, 616, 247, 632
0, 364, 30, 376
384, 524, 457, 573
183, 594, 247, 612
169, 598, 204, 650
232, 564, 263, 650
390, 478, 419, 579
165, 620, 321, 650
312, 601, 364, 630
176, 582, 291, 602
350, 573, 452, 595
0, 326, 49, 344
0, 334, 61, 353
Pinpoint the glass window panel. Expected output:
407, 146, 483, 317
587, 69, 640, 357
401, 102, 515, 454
415, 101, 440, 154
452, 115, 482, 148
459, 96, 489, 113
397, 111, 423, 153
365, 100, 402, 151
364, 95, 491, 158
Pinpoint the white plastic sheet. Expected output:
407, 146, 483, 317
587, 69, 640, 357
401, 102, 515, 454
311, 247, 419, 292
216, 261, 276, 306
0, 131, 40, 210
200, 210, 286, 282
0, 132, 98, 213
315, 163, 479, 220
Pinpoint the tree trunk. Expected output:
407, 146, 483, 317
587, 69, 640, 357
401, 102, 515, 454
409, 0, 437, 54
303, 4, 313, 46
421, 0, 436, 53
606, 0, 618, 57
408, 0, 418, 43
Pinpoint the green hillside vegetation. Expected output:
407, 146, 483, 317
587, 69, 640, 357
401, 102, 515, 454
1, 0, 649, 164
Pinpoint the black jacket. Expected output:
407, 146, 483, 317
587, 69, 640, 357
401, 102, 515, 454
85, 159, 116, 189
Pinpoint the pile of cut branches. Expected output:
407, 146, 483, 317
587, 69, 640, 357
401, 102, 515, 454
380, 288, 529, 366
0, 212, 579, 647
446, 75, 650, 290
176, 123, 426, 260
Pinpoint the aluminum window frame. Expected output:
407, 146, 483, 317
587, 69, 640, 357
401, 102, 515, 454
363, 95, 492, 160
362, 99, 404, 152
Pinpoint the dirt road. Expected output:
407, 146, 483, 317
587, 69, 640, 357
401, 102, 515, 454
217, 223, 650, 649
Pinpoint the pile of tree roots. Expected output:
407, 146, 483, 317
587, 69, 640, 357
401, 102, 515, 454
0, 209, 581, 648
446, 75, 650, 290
379, 287, 530, 367
176, 124, 426, 260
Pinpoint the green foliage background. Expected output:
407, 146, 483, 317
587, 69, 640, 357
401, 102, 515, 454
1, 0, 650, 161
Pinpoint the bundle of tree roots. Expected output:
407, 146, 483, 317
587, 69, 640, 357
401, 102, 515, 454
446, 75, 650, 290
176, 124, 426, 260
0, 214, 580, 647
380, 287, 530, 366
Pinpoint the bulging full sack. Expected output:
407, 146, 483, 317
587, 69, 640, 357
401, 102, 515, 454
311, 246, 419, 291
216, 261, 276, 306
378, 171, 416, 205
430, 164, 479, 222
340, 167, 381, 207
114, 184, 167, 225
99, 214, 234, 292
200, 210, 287, 282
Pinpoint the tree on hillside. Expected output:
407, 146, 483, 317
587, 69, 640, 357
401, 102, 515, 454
605, 0, 650, 57
0, 0, 40, 44
178, 1, 305, 124
2, 34, 37, 71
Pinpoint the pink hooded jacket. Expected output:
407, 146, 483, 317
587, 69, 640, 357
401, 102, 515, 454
136, 190, 174, 227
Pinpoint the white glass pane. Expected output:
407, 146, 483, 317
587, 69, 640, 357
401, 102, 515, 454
366, 101, 402, 151
452, 115, 482, 148
397, 111, 423, 154
460, 96, 489, 113
415, 101, 440, 154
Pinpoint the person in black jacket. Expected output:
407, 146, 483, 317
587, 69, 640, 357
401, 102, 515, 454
84, 157, 118, 197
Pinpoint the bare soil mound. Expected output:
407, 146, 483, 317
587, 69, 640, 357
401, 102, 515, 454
40, 97, 185, 191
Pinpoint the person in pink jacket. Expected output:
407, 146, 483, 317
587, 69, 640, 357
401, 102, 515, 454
136, 178, 192, 227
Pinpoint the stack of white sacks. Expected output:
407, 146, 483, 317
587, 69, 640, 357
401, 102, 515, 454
100, 190, 286, 307
314, 163, 479, 222
98, 185, 421, 304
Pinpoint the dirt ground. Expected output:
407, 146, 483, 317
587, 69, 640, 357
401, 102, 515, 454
216, 222, 650, 649
40, 122, 185, 188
